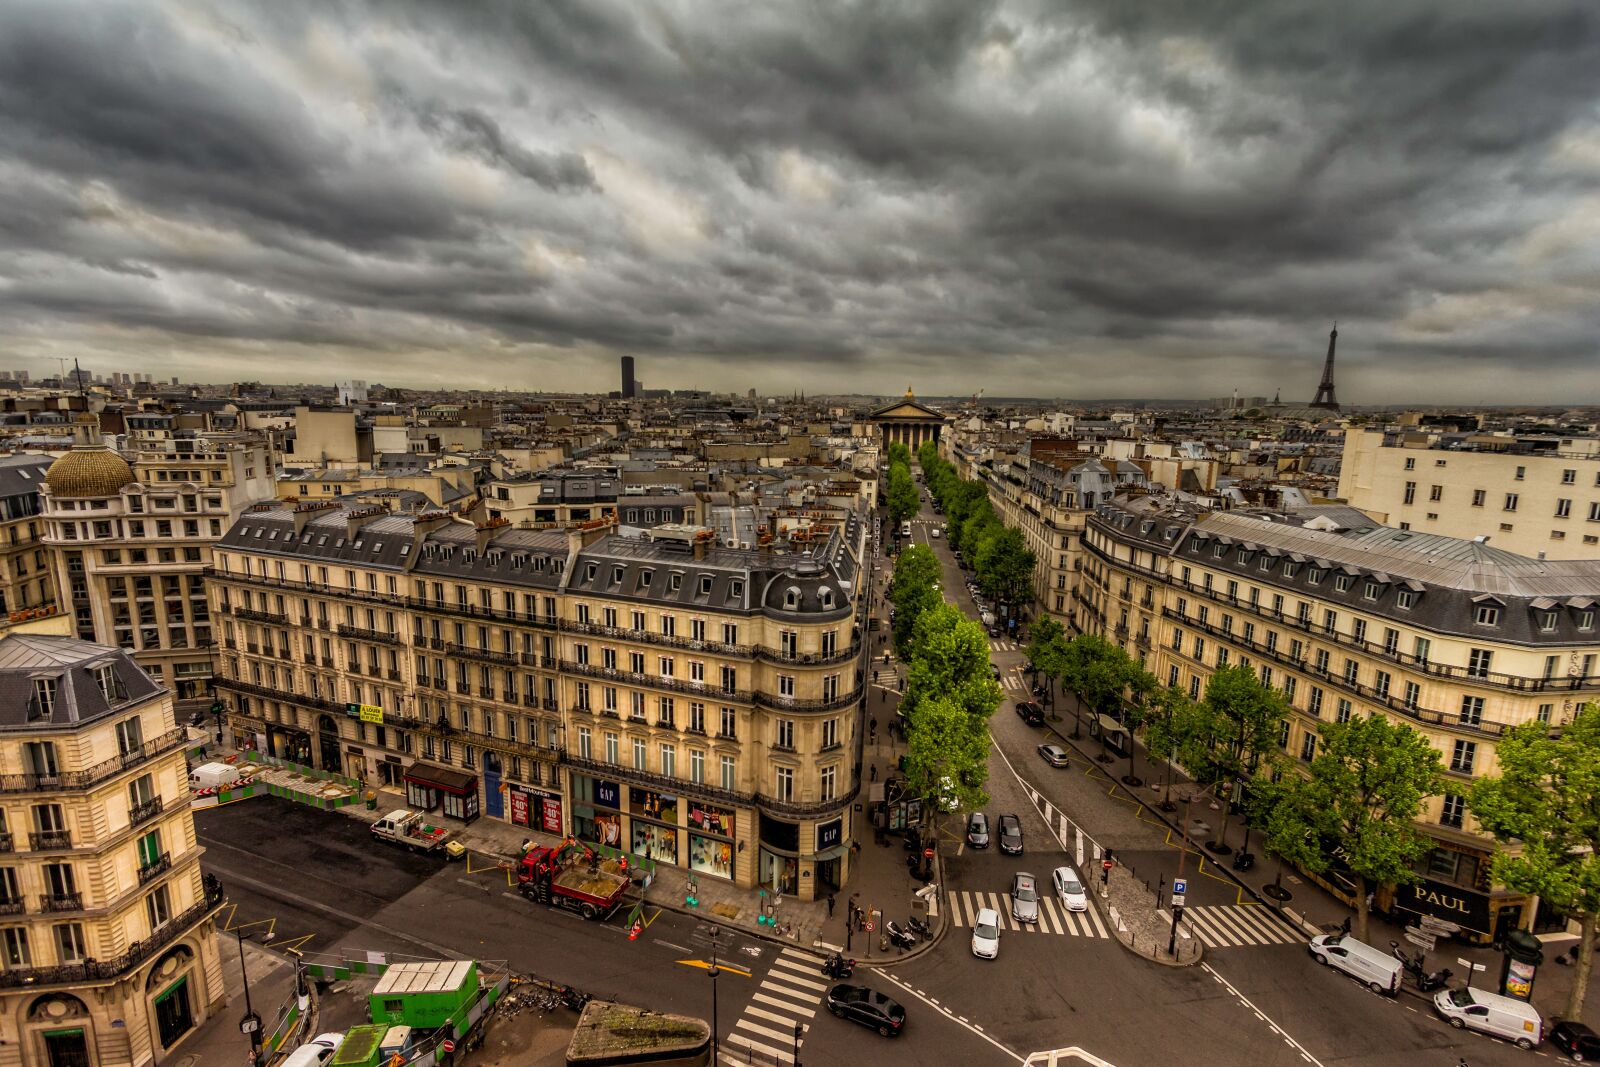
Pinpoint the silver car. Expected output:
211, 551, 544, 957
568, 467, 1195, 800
1011, 872, 1039, 924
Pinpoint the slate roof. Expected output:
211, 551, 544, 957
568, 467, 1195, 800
0, 634, 163, 729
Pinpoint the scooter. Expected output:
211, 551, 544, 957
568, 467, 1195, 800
885, 921, 917, 950
1390, 943, 1428, 984
821, 954, 857, 979
907, 915, 932, 939
1416, 967, 1453, 992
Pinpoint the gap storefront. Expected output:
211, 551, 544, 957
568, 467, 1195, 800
568, 773, 740, 883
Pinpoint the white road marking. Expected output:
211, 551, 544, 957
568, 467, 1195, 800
876, 970, 1025, 1063
1202, 962, 1326, 1067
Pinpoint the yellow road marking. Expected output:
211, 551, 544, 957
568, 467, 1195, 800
676, 958, 751, 977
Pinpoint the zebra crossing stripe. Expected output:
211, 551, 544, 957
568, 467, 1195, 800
1207, 906, 1269, 945
738, 1018, 802, 1044
1038, 896, 1060, 934
726, 1032, 793, 1063
767, 967, 829, 993
752, 992, 815, 1017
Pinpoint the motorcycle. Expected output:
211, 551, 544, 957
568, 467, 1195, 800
885, 921, 918, 950
907, 915, 932, 939
821, 953, 857, 980
558, 986, 592, 1011
1417, 967, 1453, 992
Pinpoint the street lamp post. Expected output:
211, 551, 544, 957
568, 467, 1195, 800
236, 929, 262, 1066
793, 1021, 801, 1066
706, 925, 722, 1064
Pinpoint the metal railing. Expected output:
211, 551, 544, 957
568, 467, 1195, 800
0, 880, 225, 989
40, 892, 82, 913
0, 729, 187, 796
129, 796, 165, 827
234, 607, 287, 624
28, 830, 73, 852
338, 624, 401, 645
137, 852, 172, 885
445, 642, 518, 666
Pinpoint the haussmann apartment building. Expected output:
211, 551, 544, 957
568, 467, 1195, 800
205, 501, 867, 901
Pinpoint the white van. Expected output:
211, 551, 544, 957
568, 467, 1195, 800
900, 522, 912, 538
188, 762, 240, 791
1433, 986, 1542, 1049
1307, 934, 1401, 996
281, 1033, 344, 1067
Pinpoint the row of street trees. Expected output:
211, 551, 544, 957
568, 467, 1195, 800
884, 543, 1000, 814
885, 442, 919, 530
915, 442, 1036, 620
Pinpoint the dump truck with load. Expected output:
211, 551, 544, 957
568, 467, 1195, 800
517, 842, 631, 920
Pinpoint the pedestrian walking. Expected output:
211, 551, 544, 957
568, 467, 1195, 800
869, 716, 878, 735
826, 894, 836, 918
870, 763, 877, 782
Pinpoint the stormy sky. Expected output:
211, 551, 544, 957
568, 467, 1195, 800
2, 1, 1597, 403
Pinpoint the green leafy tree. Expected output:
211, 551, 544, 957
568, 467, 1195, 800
975, 526, 1036, 615
1060, 634, 1139, 741
901, 603, 1001, 814
887, 462, 919, 528
1291, 714, 1444, 943
1117, 665, 1159, 785
1025, 617, 1070, 721
1142, 685, 1194, 809
1471, 705, 1600, 1018
1249, 776, 1328, 901
1187, 665, 1286, 850
887, 544, 941, 657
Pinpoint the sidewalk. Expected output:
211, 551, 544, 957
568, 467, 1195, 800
1038, 698, 1600, 1014
178, 932, 299, 1066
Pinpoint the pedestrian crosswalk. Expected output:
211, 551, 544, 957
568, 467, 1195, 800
723, 947, 824, 1065
1154, 905, 1302, 949
945, 890, 1110, 938
990, 639, 1020, 652
1001, 673, 1028, 691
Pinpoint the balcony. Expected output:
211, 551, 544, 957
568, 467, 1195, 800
29, 831, 73, 852
755, 645, 865, 668
138, 852, 172, 884
234, 607, 286, 625
0, 899, 23, 916
0, 878, 225, 989
758, 688, 863, 713
39, 892, 82, 913
0, 729, 187, 796
563, 619, 753, 659
339, 624, 401, 645
446, 642, 518, 666
560, 661, 754, 704
129, 796, 165, 827
756, 789, 858, 819
0, 832, 11, 852
214, 676, 345, 715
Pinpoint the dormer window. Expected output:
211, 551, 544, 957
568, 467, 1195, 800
1396, 590, 1417, 610
1213, 544, 1227, 558
639, 569, 653, 590
699, 575, 713, 596
1308, 568, 1324, 585
32, 677, 58, 718
1282, 562, 1298, 579
611, 566, 624, 585
669, 573, 682, 593
1363, 582, 1381, 601
1334, 575, 1352, 593
1474, 605, 1501, 626
585, 563, 598, 581
730, 580, 744, 600
784, 586, 801, 610
820, 588, 835, 610
1538, 611, 1558, 632
1258, 556, 1272, 572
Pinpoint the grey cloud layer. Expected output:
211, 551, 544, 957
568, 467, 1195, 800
0, 0, 1596, 400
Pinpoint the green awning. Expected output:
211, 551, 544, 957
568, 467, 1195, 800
154, 976, 188, 1006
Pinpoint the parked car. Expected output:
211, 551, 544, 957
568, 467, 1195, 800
282, 1033, 346, 1067
990, 663, 1001, 680
1038, 744, 1070, 767
966, 812, 990, 849
1551, 1019, 1600, 1061
1433, 986, 1541, 1049
971, 907, 1000, 959
1308, 934, 1402, 996
998, 814, 1023, 854
1052, 866, 1088, 912
1011, 872, 1039, 924
826, 984, 907, 1037
1016, 701, 1044, 725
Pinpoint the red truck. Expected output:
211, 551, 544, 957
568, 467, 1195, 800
517, 842, 632, 920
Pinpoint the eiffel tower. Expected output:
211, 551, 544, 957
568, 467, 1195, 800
1309, 323, 1340, 410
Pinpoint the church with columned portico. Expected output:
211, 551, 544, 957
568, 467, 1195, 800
869, 388, 947, 451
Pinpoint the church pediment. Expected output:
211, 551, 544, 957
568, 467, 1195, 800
870, 401, 945, 421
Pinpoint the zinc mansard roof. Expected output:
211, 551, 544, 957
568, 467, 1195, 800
0, 634, 164, 729
1194, 511, 1600, 599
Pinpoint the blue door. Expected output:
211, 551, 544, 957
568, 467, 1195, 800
483, 752, 503, 819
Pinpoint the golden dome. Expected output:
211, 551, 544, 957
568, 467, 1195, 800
45, 446, 136, 498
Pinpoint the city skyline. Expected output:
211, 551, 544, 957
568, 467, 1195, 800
1, 2, 1596, 403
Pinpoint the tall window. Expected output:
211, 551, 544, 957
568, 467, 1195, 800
720, 755, 736, 791
773, 767, 794, 801
719, 707, 737, 739
577, 727, 592, 760
146, 885, 172, 931
1440, 794, 1466, 829
1, 928, 29, 967
689, 749, 705, 784
820, 766, 837, 801
1450, 740, 1476, 774
821, 718, 838, 749
659, 744, 675, 778
1458, 696, 1484, 727
775, 719, 794, 749
54, 923, 86, 964
631, 737, 646, 770
604, 732, 618, 765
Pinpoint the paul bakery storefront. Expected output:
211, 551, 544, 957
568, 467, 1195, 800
404, 762, 480, 823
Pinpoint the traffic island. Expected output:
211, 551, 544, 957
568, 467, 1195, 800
1099, 864, 1203, 967
566, 1001, 711, 1067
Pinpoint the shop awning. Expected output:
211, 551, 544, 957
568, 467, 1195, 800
1096, 714, 1126, 735
403, 762, 478, 796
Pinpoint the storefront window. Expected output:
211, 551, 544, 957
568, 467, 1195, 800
630, 788, 680, 824
759, 848, 798, 895
574, 806, 622, 848
690, 834, 734, 880
688, 803, 734, 838
632, 822, 678, 864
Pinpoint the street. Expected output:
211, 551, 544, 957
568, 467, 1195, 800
900, 493, 1547, 1067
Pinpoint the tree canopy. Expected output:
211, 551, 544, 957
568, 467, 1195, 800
1471, 705, 1600, 1018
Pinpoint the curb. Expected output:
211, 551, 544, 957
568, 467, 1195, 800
1043, 718, 1314, 941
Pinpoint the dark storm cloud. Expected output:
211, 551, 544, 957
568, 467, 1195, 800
0, 0, 1595, 400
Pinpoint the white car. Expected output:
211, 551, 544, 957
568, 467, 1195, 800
282, 1033, 345, 1067
1052, 866, 1088, 912
971, 906, 1000, 959
931, 527, 942, 538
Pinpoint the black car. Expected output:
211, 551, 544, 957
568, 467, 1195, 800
826, 984, 906, 1037
1552, 1019, 1600, 1061
1016, 701, 1045, 725
998, 814, 1023, 854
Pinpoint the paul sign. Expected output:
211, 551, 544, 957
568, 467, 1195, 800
1393, 876, 1491, 935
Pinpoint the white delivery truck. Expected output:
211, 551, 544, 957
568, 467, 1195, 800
189, 762, 240, 792
1433, 986, 1542, 1049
